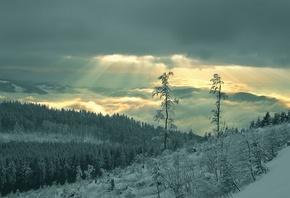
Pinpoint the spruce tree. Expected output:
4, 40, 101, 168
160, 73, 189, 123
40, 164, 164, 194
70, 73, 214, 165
210, 73, 227, 137
262, 112, 271, 127
152, 71, 179, 150
280, 111, 288, 123
272, 113, 281, 125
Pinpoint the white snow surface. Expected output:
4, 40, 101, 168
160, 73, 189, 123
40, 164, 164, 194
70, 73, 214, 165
5, 137, 290, 198
234, 145, 290, 198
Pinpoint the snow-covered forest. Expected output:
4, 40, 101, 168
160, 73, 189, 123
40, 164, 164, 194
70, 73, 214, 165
0, 101, 200, 196
1, 101, 290, 197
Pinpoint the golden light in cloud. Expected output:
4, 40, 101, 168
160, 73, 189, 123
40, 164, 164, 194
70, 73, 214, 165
93, 54, 166, 75
32, 95, 158, 118
37, 98, 107, 115
218, 66, 290, 106
133, 88, 154, 94
171, 54, 198, 67
148, 60, 290, 110
25, 96, 36, 102
267, 94, 290, 108
99, 97, 159, 114
170, 54, 214, 69
58, 53, 290, 113
97, 54, 153, 64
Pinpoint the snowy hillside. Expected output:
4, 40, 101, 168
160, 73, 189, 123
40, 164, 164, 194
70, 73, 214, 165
6, 144, 290, 198
234, 145, 290, 198
2, 124, 290, 198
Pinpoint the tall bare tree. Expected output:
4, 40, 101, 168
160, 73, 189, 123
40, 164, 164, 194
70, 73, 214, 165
153, 71, 179, 150
210, 73, 226, 137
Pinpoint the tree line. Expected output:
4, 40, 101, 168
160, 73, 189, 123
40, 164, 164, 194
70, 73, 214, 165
0, 101, 201, 146
0, 141, 152, 196
250, 111, 290, 129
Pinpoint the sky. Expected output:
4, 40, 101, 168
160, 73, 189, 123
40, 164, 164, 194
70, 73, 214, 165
1, 0, 290, 135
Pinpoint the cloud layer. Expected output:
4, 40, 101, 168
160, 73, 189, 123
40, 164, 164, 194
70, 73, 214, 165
1, 0, 290, 69
0, 82, 288, 135
1, 1, 290, 135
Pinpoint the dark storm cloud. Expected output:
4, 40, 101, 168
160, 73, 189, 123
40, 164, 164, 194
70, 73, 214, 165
1, 0, 290, 70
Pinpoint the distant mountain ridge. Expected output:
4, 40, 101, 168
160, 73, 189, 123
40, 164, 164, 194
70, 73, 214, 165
0, 79, 81, 95
0, 79, 48, 94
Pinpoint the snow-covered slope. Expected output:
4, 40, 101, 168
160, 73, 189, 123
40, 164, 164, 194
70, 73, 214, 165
12, 145, 290, 198
234, 145, 290, 198
4, 125, 290, 198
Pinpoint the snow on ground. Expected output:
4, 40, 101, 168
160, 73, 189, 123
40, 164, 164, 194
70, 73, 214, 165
5, 149, 192, 198
233, 145, 290, 198
5, 141, 290, 198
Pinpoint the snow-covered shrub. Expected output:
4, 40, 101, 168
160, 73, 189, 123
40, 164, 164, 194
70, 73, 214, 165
84, 165, 95, 180
151, 159, 165, 198
164, 153, 186, 198
76, 165, 83, 182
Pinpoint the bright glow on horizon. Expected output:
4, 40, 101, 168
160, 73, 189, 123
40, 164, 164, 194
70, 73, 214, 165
5, 53, 289, 112
1, 53, 289, 135
37, 99, 107, 114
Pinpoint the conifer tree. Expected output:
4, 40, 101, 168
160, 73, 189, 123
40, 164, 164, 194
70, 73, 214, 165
280, 111, 288, 123
272, 113, 281, 125
249, 120, 255, 129
255, 117, 261, 128
262, 112, 271, 127
210, 74, 227, 137
152, 71, 179, 150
